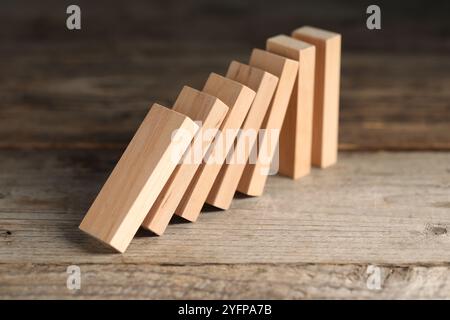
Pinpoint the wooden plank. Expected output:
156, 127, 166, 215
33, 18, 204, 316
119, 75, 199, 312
2, 150, 449, 264
141, 87, 229, 235
79, 104, 199, 252
0, 264, 450, 299
1, 47, 448, 152
206, 61, 279, 209
1, 263, 449, 299
2, 1, 447, 54
266, 35, 316, 179
175, 73, 255, 221
1, 1, 449, 301
292, 26, 341, 168
237, 49, 298, 196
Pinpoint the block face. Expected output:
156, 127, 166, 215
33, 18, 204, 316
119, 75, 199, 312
206, 61, 279, 209
292, 26, 341, 168
79, 104, 199, 252
267, 35, 316, 179
237, 49, 298, 196
175, 72, 256, 221
141, 86, 229, 235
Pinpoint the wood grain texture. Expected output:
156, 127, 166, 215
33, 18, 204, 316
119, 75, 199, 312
1, 150, 449, 265
79, 104, 199, 252
1, 263, 450, 299
175, 73, 255, 221
2, 0, 448, 53
267, 35, 315, 179
237, 49, 298, 196
1, 0, 449, 299
142, 87, 228, 235
0, 44, 448, 151
206, 61, 279, 209
292, 26, 341, 168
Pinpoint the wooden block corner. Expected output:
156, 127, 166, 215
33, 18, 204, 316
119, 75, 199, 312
266, 34, 316, 179
79, 103, 199, 252
206, 61, 279, 209
175, 71, 256, 221
141, 86, 229, 235
237, 48, 299, 196
292, 26, 341, 169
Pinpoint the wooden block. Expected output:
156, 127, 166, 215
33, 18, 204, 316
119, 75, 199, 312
175, 72, 256, 221
206, 61, 279, 209
237, 49, 298, 196
79, 104, 199, 252
292, 26, 341, 168
141, 86, 229, 235
266, 34, 316, 179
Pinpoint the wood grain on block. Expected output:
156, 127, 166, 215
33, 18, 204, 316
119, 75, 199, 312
141, 87, 229, 235
237, 49, 298, 196
206, 61, 279, 209
292, 26, 341, 168
79, 104, 199, 252
267, 35, 316, 179
175, 73, 256, 221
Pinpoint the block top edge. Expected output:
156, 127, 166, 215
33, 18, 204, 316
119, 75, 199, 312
292, 26, 341, 40
267, 34, 315, 51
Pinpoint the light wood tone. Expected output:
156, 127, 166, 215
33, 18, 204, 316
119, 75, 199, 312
79, 104, 199, 252
292, 26, 341, 168
2, 151, 450, 298
2, 151, 450, 265
141, 87, 229, 235
267, 35, 316, 179
3, 2, 449, 300
206, 62, 279, 209
237, 49, 298, 196
175, 73, 256, 221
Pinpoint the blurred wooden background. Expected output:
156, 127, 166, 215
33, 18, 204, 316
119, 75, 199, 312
0, 0, 449, 299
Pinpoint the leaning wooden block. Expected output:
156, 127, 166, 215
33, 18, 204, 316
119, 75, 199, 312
267, 34, 316, 179
175, 72, 256, 221
141, 86, 229, 235
292, 26, 341, 168
237, 49, 298, 196
206, 61, 279, 209
79, 104, 199, 252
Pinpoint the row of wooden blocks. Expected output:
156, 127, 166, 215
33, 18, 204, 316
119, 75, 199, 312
79, 26, 342, 253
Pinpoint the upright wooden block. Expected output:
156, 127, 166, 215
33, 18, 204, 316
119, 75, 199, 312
237, 49, 298, 196
292, 26, 341, 168
266, 34, 316, 179
141, 86, 229, 235
206, 61, 279, 209
79, 104, 199, 252
175, 73, 256, 221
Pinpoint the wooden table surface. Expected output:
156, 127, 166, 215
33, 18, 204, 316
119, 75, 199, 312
1, 0, 449, 299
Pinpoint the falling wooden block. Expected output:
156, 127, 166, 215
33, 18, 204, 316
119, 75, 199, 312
141, 86, 229, 235
266, 34, 316, 179
237, 49, 298, 196
175, 72, 256, 221
292, 26, 341, 168
79, 104, 199, 252
206, 61, 279, 209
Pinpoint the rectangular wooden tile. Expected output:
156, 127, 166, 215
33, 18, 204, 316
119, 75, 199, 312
141, 86, 229, 235
175, 72, 256, 221
292, 26, 341, 168
79, 104, 199, 252
267, 34, 316, 179
206, 61, 279, 209
237, 49, 298, 196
